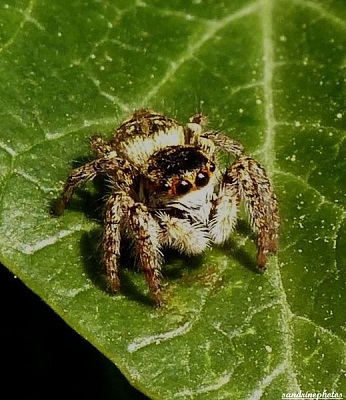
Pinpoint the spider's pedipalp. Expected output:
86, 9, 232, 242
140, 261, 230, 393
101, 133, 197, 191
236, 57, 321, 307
157, 212, 211, 255
224, 156, 279, 269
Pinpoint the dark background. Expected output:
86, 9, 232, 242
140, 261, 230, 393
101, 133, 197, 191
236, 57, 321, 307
0, 263, 149, 399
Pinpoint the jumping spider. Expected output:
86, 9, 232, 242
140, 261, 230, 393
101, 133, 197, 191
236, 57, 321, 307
53, 109, 279, 306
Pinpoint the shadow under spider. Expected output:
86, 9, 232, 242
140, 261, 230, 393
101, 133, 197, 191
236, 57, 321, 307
80, 229, 259, 308
220, 220, 259, 274
80, 229, 209, 306
80, 230, 155, 307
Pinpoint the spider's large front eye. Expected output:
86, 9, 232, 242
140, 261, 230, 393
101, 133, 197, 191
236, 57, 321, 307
176, 179, 192, 195
195, 171, 209, 187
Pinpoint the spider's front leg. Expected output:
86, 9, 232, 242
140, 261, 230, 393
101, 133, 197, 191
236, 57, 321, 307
52, 157, 132, 216
202, 128, 279, 269
224, 156, 279, 269
127, 201, 164, 306
103, 192, 123, 293
106, 194, 164, 306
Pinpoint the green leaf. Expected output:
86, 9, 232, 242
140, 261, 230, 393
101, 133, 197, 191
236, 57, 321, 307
1, 0, 345, 398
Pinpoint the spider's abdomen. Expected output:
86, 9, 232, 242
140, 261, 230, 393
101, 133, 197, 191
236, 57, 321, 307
111, 109, 185, 165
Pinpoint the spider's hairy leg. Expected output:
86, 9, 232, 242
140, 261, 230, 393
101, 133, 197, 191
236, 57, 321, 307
225, 156, 279, 269
103, 193, 123, 292
52, 157, 132, 216
210, 183, 240, 245
158, 213, 211, 255
202, 130, 245, 157
104, 194, 163, 305
125, 201, 164, 306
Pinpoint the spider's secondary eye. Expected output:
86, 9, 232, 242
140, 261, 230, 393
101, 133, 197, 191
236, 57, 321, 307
161, 181, 171, 191
176, 180, 192, 195
209, 162, 216, 172
195, 171, 209, 187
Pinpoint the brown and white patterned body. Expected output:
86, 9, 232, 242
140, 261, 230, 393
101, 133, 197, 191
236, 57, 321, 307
53, 109, 279, 306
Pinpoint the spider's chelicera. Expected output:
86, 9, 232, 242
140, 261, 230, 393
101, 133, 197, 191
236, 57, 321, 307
53, 109, 279, 306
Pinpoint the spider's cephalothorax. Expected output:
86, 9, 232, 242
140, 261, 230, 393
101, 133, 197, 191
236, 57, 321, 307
53, 109, 279, 306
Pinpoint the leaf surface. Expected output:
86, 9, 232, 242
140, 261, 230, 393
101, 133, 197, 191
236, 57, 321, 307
0, 0, 345, 398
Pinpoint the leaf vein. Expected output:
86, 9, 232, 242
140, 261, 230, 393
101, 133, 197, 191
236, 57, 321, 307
139, 1, 260, 106
173, 370, 234, 398
213, 299, 281, 341
127, 321, 191, 353
290, 0, 346, 30
246, 361, 288, 400
258, 0, 276, 170
15, 168, 57, 193
274, 170, 346, 214
17, 225, 85, 255
0, 0, 44, 55
0, 141, 17, 157
268, 259, 301, 391
295, 315, 346, 347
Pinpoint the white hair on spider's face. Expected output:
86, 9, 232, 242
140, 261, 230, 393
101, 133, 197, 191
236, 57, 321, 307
166, 171, 219, 225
